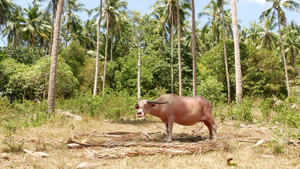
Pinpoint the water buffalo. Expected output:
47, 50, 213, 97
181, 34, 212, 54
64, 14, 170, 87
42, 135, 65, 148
134, 94, 217, 142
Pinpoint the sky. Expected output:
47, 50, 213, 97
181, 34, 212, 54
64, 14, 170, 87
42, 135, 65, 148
1, 0, 300, 47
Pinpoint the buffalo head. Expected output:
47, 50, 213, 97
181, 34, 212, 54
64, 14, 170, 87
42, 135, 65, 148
134, 100, 168, 118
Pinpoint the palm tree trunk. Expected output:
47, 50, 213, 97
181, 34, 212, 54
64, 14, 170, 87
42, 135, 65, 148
231, 0, 243, 104
48, 0, 64, 113
102, 15, 110, 96
50, 0, 57, 56
221, 0, 230, 105
191, 0, 197, 97
177, 0, 182, 96
277, 11, 290, 97
93, 0, 103, 96
110, 28, 114, 61
170, 6, 174, 94
137, 41, 141, 101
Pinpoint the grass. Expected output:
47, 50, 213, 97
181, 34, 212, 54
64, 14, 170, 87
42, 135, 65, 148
0, 107, 300, 168
0, 88, 300, 168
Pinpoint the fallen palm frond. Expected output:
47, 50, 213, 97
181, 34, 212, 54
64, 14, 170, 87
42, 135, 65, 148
84, 141, 230, 159
66, 131, 230, 159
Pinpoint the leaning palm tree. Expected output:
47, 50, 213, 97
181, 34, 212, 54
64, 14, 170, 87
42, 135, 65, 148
231, 0, 243, 104
260, 0, 299, 98
48, 0, 64, 113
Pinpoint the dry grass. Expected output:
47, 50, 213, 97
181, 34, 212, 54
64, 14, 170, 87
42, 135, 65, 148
0, 113, 300, 169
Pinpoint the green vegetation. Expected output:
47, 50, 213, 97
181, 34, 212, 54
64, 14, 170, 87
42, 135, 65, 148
0, 0, 299, 168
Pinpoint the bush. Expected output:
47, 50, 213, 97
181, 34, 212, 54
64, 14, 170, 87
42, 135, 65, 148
196, 76, 226, 106
259, 98, 274, 119
228, 97, 253, 122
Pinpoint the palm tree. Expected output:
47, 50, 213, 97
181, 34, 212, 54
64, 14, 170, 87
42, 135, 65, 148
101, 0, 127, 95
61, 0, 85, 46
151, 0, 190, 94
231, 0, 243, 104
33, 0, 58, 56
260, 0, 299, 98
48, 0, 64, 113
283, 21, 300, 86
176, 0, 182, 96
191, 0, 196, 97
219, 0, 231, 105
1, 6, 22, 48
0, 0, 17, 29
93, 0, 103, 96
199, 0, 222, 46
244, 21, 264, 47
258, 17, 278, 50
18, 4, 51, 48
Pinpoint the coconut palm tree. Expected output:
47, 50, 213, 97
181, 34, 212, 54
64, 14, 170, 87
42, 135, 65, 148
101, 0, 127, 96
18, 4, 51, 48
61, 0, 85, 46
1, 6, 22, 48
283, 21, 300, 86
231, 0, 243, 104
191, 0, 196, 96
218, 0, 231, 105
0, 0, 17, 29
151, 0, 191, 94
199, 0, 222, 46
176, 0, 182, 96
258, 17, 278, 50
48, 0, 64, 113
260, 0, 299, 98
93, 0, 103, 96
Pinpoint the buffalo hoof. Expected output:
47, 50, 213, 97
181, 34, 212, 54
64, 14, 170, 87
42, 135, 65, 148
163, 137, 172, 143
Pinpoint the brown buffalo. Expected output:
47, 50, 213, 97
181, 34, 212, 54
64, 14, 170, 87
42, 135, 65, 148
134, 94, 217, 142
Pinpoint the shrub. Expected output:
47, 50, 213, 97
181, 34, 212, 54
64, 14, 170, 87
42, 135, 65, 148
228, 97, 253, 122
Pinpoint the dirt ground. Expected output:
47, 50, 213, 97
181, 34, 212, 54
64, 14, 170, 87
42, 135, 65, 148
0, 115, 300, 169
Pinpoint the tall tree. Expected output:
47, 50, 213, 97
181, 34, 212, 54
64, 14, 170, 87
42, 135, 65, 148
283, 21, 300, 86
191, 0, 196, 97
62, 0, 85, 46
231, 0, 243, 104
0, 0, 16, 29
48, 0, 64, 113
219, 0, 230, 105
93, 0, 103, 96
151, 0, 190, 94
1, 6, 22, 48
18, 4, 51, 48
101, 0, 127, 95
260, 0, 299, 98
176, 0, 182, 96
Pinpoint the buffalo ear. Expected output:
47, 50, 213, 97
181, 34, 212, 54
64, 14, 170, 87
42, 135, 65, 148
151, 103, 157, 107
134, 104, 139, 109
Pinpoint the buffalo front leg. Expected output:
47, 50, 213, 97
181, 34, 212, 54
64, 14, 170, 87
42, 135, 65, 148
163, 119, 174, 143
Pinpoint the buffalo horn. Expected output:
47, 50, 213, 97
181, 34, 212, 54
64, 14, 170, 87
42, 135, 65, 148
147, 101, 168, 104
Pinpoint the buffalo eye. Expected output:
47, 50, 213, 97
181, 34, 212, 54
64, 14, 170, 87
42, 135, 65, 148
134, 104, 139, 109
151, 103, 157, 107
